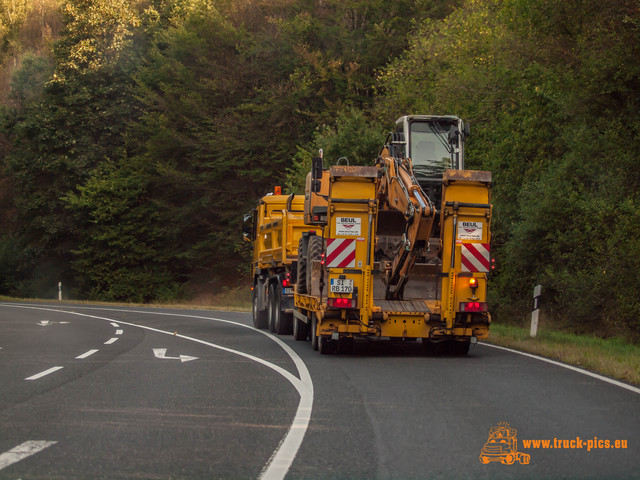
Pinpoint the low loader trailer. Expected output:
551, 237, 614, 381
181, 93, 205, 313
292, 116, 493, 354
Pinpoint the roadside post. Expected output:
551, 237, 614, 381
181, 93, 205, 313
58, 282, 62, 301
530, 284, 542, 337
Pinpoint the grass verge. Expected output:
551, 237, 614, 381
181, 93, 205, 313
486, 323, 640, 386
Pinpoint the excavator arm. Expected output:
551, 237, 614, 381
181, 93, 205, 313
375, 115, 469, 301
376, 145, 436, 299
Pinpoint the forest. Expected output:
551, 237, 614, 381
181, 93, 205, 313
0, 0, 639, 339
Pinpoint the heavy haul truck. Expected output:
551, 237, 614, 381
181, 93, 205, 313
243, 190, 308, 334
245, 115, 492, 354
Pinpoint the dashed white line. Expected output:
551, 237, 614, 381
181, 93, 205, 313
25, 366, 64, 381
115, 329, 123, 335
110, 322, 120, 328
75, 349, 99, 359
0, 440, 57, 471
104, 337, 118, 345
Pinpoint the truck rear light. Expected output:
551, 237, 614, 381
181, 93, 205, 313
459, 302, 488, 313
328, 297, 355, 308
282, 279, 290, 287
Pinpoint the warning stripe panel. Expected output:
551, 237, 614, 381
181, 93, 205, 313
461, 243, 490, 272
326, 238, 356, 268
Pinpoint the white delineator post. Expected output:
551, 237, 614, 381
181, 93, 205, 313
530, 284, 542, 337
58, 282, 62, 301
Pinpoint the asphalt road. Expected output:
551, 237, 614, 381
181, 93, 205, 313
0, 301, 639, 479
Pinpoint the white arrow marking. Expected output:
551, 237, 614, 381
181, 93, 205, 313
153, 348, 198, 363
0, 440, 57, 471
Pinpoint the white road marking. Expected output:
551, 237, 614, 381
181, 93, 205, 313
75, 349, 99, 359
0, 303, 314, 480
110, 322, 120, 328
25, 366, 64, 381
153, 348, 198, 363
37, 320, 70, 326
482, 343, 640, 395
104, 337, 118, 345
115, 329, 123, 335
0, 440, 57, 471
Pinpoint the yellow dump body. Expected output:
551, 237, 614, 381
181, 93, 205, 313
251, 195, 306, 274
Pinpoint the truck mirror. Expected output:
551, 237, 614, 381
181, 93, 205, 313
242, 213, 253, 242
311, 156, 323, 193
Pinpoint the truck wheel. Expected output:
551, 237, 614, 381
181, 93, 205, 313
297, 237, 308, 294
450, 339, 470, 355
273, 290, 293, 335
267, 285, 277, 333
252, 286, 268, 329
311, 313, 319, 351
318, 336, 336, 355
306, 235, 323, 294
293, 314, 309, 341
479, 455, 490, 464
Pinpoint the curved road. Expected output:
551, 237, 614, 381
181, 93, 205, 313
0, 302, 638, 479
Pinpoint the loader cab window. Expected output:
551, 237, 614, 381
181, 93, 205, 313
408, 121, 454, 182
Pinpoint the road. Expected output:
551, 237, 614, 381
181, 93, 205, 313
0, 301, 639, 479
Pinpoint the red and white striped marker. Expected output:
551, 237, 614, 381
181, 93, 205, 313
461, 243, 490, 272
326, 238, 356, 268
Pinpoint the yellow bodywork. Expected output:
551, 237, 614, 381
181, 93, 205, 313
295, 166, 492, 344
252, 195, 307, 274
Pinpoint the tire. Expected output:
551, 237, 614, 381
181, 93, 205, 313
337, 337, 354, 354
306, 235, 323, 293
422, 339, 447, 355
293, 313, 309, 341
479, 455, 490, 465
267, 285, 277, 333
319, 336, 336, 355
252, 285, 268, 329
450, 339, 470, 356
311, 313, 319, 351
273, 290, 293, 335
297, 237, 308, 294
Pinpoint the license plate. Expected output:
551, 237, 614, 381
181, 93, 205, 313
330, 278, 353, 293
282, 287, 294, 295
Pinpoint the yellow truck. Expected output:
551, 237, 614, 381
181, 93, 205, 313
293, 115, 493, 354
243, 189, 308, 334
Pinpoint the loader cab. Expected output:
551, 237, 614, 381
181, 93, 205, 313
395, 115, 469, 206
396, 115, 468, 179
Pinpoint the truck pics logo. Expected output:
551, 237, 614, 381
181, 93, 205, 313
479, 422, 531, 465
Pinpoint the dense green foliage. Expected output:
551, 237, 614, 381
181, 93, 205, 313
0, 0, 638, 338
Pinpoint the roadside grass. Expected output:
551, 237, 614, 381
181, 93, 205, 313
0, 285, 252, 312
486, 323, 640, 386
